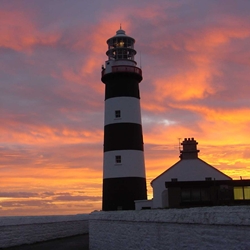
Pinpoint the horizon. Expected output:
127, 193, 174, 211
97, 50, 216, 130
1, 0, 250, 216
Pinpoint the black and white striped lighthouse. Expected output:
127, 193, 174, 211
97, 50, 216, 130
101, 29, 147, 211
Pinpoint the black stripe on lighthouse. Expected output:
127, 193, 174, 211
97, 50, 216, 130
104, 123, 144, 152
104, 75, 141, 100
102, 177, 147, 211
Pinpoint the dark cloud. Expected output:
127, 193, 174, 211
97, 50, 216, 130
41, 192, 55, 197
53, 195, 101, 202
0, 199, 53, 208
0, 192, 38, 198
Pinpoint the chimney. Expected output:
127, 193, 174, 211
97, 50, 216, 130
180, 138, 200, 160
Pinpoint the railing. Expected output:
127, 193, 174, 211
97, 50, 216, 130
112, 65, 142, 75
102, 65, 142, 77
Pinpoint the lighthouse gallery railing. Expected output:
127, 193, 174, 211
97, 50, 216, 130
102, 65, 142, 77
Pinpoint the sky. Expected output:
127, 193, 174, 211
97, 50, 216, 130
1, 0, 250, 216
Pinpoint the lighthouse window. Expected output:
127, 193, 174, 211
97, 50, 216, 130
115, 155, 121, 164
115, 110, 121, 118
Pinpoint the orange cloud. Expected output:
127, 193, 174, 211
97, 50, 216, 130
0, 10, 61, 51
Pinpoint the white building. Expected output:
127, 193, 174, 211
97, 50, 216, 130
135, 138, 232, 210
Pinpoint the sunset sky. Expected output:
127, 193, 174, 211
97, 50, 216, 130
1, 0, 250, 216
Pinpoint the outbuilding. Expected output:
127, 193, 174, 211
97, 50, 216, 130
135, 138, 250, 210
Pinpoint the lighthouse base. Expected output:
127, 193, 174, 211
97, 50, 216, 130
102, 177, 147, 211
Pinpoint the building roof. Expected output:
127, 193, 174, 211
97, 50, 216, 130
151, 158, 232, 185
165, 179, 250, 188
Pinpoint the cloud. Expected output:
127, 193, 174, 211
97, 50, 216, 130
0, 192, 38, 198
53, 195, 101, 202
0, 200, 53, 208
0, 0, 250, 215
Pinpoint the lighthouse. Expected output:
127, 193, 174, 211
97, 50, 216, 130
101, 29, 147, 211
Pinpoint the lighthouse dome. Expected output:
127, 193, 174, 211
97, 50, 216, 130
116, 29, 125, 35
106, 29, 136, 61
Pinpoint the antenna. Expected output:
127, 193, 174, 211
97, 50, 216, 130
178, 138, 182, 153
140, 51, 142, 69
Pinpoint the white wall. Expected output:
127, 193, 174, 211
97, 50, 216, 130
104, 150, 146, 178
134, 199, 153, 210
105, 97, 142, 126
89, 206, 250, 250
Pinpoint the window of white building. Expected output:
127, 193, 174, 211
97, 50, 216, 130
234, 186, 250, 200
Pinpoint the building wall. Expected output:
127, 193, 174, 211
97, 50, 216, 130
151, 158, 231, 208
89, 206, 250, 250
134, 199, 153, 210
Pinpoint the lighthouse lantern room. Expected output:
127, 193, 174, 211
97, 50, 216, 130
102, 29, 147, 211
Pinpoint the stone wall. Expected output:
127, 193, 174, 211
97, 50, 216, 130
89, 206, 250, 250
0, 217, 88, 248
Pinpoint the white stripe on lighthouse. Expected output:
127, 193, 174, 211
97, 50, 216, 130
103, 150, 146, 179
104, 97, 142, 126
